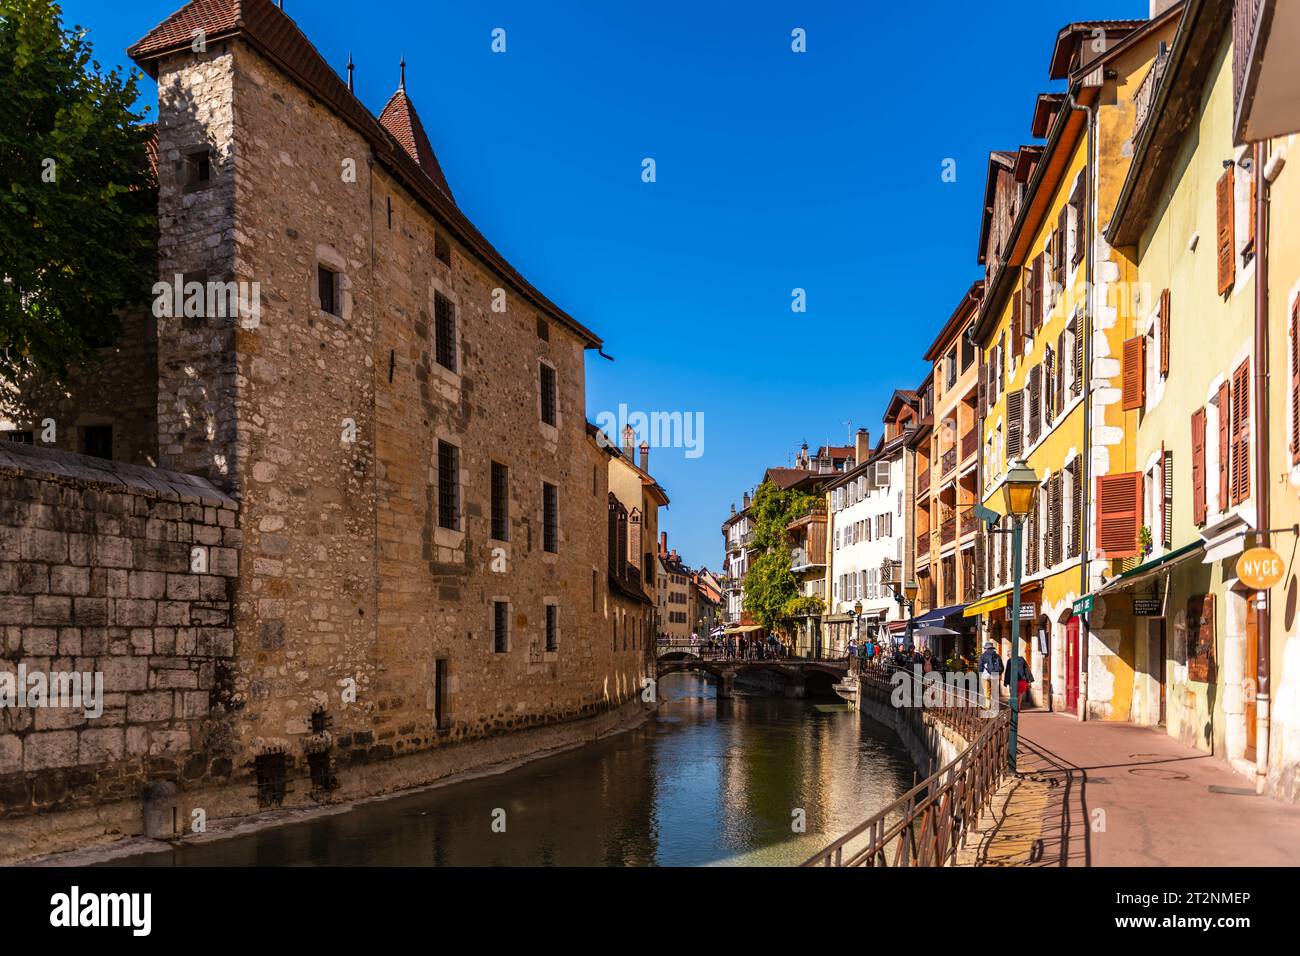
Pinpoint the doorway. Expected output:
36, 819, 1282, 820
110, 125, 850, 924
1146, 618, 1166, 727
1065, 616, 1080, 713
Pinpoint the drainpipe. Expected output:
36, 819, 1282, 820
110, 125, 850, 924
1253, 139, 1271, 791
1068, 91, 1098, 721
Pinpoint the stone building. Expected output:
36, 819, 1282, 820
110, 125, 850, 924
0, 0, 654, 861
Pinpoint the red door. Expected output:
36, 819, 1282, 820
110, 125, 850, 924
1065, 617, 1080, 713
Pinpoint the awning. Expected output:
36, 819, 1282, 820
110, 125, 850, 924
913, 603, 966, 626
1099, 540, 1204, 594
964, 590, 1009, 617
723, 624, 763, 634
914, 625, 960, 637
886, 621, 909, 632
1201, 510, 1255, 564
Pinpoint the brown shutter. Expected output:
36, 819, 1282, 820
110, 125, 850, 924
1007, 390, 1024, 459
1121, 336, 1146, 410
1027, 365, 1042, 446
1191, 407, 1207, 526
1044, 345, 1057, 423
1217, 167, 1235, 296
1291, 299, 1300, 465
1070, 179, 1086, 268
1163, 448, 1174, 549
1159, 289, 1171, 378
1032, 253, 1044, 332
1070, 459, 1084, 558
1012, 289, 1024, 357
1055, 330, 1066, 412
1217, 381, 1230, 509
1027, 500, 1040, 575
1232, 360, 1250, 504
978, 361, 988, 416
1056, 205, 1068, 292
1096, 472, 1143, 558
1051, 472, 1064, 566
1072, 318, 1084, 396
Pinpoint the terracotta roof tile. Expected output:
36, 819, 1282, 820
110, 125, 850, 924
378, 88, 454, 203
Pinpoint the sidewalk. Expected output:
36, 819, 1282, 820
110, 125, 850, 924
958, 709, 1300, 867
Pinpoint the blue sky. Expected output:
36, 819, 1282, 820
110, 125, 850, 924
62, 0, 1147, 572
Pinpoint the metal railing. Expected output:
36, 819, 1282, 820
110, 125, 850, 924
940, 447, 957, 476
655, 637, 848, 665
802, 663, 1010, 867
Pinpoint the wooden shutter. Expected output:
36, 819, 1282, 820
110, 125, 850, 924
1027, 501, 1040, 574
1049, 473, 1063, 566
1217, 167, 1235, 295
1055, 330, 1066, 413
1191, 407, 1207, 526
1121, 336, 1146, 410
1159, 289, 1171, 378
1218, 381, 1230, 510
1056, 206, 1068, 292
1292, 299, 1300, 464
1070, 459, 1084, 558
1032, 253, 1044, 332
1007, 390, 1024, 458
1096, 472, 1143, 558
1044, 346, 1057, 424
1027, 365, 1042, 446
1162, 448, 1174, 549
1070, 178, 1086, 268
1012, 289, 1024, 357
978, 361, 988, 416
1232, 360, 1250, 504
1072, 318, 1084, 396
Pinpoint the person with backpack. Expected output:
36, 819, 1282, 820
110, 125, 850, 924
978, 640, 1003, 710
1003, 652, 1034, 707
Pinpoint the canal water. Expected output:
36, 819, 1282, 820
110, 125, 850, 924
104, 674, 917, 866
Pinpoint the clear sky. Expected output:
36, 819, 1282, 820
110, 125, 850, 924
61, 0, 1148, 572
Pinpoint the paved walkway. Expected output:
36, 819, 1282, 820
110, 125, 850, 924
958, 710, 1300, 867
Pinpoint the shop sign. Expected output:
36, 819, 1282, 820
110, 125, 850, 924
1133, 597, 1162, 616
1073, 595, 1093, 615
1237, 547, 1285, 590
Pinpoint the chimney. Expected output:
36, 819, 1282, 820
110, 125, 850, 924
660, 531, 668, 556
742, 491, 751, 509
639, 440, 649, 473
855, 427, 871, 465
621, 425, 635, 459
730, 502, 736, 515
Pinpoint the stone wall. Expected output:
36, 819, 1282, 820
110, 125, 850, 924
0, 442, 238, 837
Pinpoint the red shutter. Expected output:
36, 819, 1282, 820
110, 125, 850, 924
1012, 289, 1024, 357
1096, 472, 1143, 558
1291, 299, 1300, 465
1159, 289, 1171, 378
1232, 360, 1250, 504
1217, 167, 1235, 296
1122, 336, 1146, 410
978, 361, 988, 416
1191, 407, 1207, 526
1218, 381, 1230, 509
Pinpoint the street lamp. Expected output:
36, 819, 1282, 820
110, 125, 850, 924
1000, 458, 1040, 772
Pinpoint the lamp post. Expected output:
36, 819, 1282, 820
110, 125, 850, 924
1000, 458, 1040, 772
902, 579, 918, 649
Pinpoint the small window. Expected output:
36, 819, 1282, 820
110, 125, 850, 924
493, 601, 509, 653
183, 149, 212, 190
545, 604, 558, 652
543, 481, 558, 553
437, 441, 460, 531
491, 461, 509, 541
435, 292, 456, 372
3, 430, 33, 445
318, 265, 338, 317
81, 425, 113, 460
539, 363, 557, 426
435, 232, 451, 266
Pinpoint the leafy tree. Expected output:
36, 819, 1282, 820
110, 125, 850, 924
742, 480, 821, 631
0, 0, 155, 396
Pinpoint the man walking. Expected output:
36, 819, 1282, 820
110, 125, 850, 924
978, 640, 1003, 713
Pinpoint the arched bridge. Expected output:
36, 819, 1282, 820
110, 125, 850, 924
655, 641, 850, 698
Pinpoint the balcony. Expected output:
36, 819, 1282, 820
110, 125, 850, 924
940, 447, 957, 476
917, 465, 931, 497
916, 530, 930, 557
1134, 45, 1169, 134
1234, 0, 1300, 144
961, 510, 979, 537
940, 517, 956, 546
740, 530, 755, 549
790, 548, 825, 574
786, 499, 827, 530
960, 428, 978, 462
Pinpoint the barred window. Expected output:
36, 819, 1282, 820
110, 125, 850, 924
493, 601, 508, 653
540, 362, 557, 426
437, 441, 460, 531
491, 461, 509, 541
545, 604, 558, 652
435, 291, 456, 372
543, 481, 558, 553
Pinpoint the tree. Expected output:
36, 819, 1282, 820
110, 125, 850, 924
742, 480, 821, 631
0, 0, 155, 396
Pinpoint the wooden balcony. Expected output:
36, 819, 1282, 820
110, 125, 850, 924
961, 510, 979, 537
940, 447, 957, 476
1233, 0, 1300, 144
916, 530, 930, 557
917, 465, 931, 497
1134, 45, 1169, 133
940, 517, 956, 546
960, 428, 978, 462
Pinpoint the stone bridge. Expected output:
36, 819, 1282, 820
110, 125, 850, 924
655, 646, 850, 699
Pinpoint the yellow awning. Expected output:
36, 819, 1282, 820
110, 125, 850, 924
963, 591, 1010, 617
724, 624, 763, 634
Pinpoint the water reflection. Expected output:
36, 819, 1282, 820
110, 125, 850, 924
104, 674, 915, 867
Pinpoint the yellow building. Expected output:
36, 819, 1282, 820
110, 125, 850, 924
969, 13, 1178, 716
1105, 1, 1260, 767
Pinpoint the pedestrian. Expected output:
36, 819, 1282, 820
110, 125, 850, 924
978, 640, 1003, 710
1003, 652, 1034, 707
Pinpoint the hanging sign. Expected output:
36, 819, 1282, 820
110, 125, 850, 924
1237, 547, 1284, 590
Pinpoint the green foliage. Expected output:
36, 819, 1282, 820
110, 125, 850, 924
0, 0, 156, 393
782, 594, 825, 619
742, 480, 823, 630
